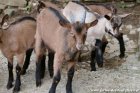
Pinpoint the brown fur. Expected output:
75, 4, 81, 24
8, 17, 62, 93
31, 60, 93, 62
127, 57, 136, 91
35, 6, 96, 92
0, 17, 36, 64
0, 15, 36, 92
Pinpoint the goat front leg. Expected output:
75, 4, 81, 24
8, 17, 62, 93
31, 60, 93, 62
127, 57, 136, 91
48, 52, 54, 78
21, 48, 33, 75
90, 49, 96, 71
102, 36, 108, 54
95, 39, 103, 68
66, 61, 75, 93
115, 33, 125, 58
13, 53, 25, 92
40, 54, 46, 79
49, 54, 63, 93
35, 34, 46, 86
7, 57, 14, 89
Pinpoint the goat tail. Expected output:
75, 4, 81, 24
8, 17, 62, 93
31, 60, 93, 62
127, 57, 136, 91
37, 1, 46, 13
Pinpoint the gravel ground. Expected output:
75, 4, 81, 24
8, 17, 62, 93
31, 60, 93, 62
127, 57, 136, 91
0, 3, 140, 93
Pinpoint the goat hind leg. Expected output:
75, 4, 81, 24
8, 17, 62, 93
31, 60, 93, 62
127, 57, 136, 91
90, 49, 96, 71
116, 33, 125, 58
13, 54, 25, 92
48, 52, 54, 78
40, 54, 46, 79
7, 57, 14, 89
21, 48, 33, 75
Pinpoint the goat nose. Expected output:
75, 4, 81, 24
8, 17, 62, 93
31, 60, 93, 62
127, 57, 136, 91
76, 43, 83, 50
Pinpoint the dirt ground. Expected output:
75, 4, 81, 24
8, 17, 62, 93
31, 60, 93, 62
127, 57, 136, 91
0, 2, 140, 93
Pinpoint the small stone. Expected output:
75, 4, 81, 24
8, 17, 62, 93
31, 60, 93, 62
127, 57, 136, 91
4, 8, 17, 16
129, 29, 136, 35
126, 25, 133, 30
136, 28, 140, 32
123, 35, 129, 42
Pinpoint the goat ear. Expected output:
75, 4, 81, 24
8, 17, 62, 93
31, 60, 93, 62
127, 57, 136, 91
104, 15, 111, 20
37, 1, 46, 13
118, 13, 131, 19
59, 20, 71, 29
1, 14, 9, 26
86, 19, 98, 28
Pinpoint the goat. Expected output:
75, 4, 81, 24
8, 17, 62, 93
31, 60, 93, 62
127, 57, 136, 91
88, 4, 131, 58
62, 1, 116, 71
0, 15, 38, 92
35, 5, 97, 93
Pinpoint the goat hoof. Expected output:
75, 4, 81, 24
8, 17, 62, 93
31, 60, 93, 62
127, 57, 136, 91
91, 68, 96, 71
98, 64, 103, 68
7, 83, 13, 89
36, 80, 42, 87
41, 73, 45, 79
66, 90, 72, 93
13, 86, 20, 93
20, 69, 26, 75
49, 73, 53, 78
119, 54, 125, 58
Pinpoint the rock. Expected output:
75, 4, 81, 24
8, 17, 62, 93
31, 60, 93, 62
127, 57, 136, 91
126, 40, 137, 49
0, 4, 6, 9
4, 8, 17, 16
0, 0, 26, 7
123, 35, 129, 42
125, 25, 133, 30
136, 28, 140, 32
129, 29, 136, 35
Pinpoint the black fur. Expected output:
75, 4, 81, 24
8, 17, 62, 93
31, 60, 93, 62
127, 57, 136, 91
21, 48, 33, 75
102, 41, 108, 54
40, 54, 46, 79
7, 62, 14, 89
49, 71, 61, 93
36, 58, 43, 87
116, 33, 125, 58
48, 52, 54, 78
11, 16, 36, 25
95, 39, 103, 67
90, 39, 103, 71
48, 7, 69, 24
13, 64, 21, 92
66, 66, 75, 93
90, 49, 96, 71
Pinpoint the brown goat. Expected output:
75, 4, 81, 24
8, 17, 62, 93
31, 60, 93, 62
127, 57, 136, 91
35, 6, 97, 93
0, 15, 36, 92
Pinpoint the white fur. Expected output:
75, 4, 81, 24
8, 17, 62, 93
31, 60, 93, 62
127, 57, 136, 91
86, 16, 114, 49
62, 2, 114, 50
62, 2, 86, 23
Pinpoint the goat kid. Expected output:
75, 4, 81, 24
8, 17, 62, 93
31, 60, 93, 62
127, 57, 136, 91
35, 6, 97, 93
88, 4, 131, 58
0, 15, 44, 92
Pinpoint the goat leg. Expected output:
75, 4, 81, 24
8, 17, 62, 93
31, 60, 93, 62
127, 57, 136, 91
40, 54, 46, 79
116, 33, 125, 58
21, 48, 33, 75
36, 55, 43, 87
13, 64, 21, 92
7, 59, 14, 89
66, 62, 75, 93
90, 49, 96, 71
48, 52, 54, 78
95, 39, 103, 68
49, 54, 62, 93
